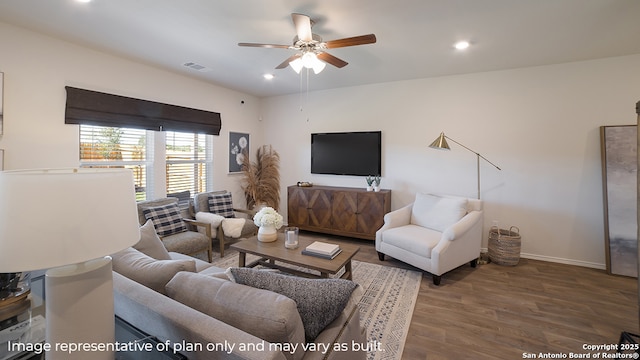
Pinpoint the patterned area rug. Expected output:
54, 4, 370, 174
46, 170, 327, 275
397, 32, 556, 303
207, 249, 422, 360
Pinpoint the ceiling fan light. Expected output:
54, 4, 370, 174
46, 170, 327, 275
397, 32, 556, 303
290, 58, 303, 73
301, 52, 317, 68
312, 60, 326, 74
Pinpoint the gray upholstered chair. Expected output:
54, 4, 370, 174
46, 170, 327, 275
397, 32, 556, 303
376, 193, 483, 285
192, 190, 258, 257
137, 197, 213, 262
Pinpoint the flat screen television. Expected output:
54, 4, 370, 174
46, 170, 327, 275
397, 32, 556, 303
311, 131, 382, 176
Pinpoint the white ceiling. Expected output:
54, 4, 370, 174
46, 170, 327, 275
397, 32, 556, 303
1, 0, 639, 98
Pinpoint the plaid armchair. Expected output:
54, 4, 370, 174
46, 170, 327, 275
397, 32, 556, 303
137, 197, 212, 262
192, 191, 258, 257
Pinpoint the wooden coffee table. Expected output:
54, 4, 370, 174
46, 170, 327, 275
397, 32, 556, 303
230, 234, 360, 280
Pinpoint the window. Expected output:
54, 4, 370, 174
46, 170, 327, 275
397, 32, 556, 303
165, 131, 211, 196
79, 125, 212, 201
80, 125, 151, 200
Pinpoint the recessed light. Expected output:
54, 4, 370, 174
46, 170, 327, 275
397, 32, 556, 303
454, 41, 470, 50
76, 0, 92, 3
263, 74, 274, 80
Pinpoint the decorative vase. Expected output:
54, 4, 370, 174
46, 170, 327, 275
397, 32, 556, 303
374, 185, 380, 192
366, 185, 373, 192
257, 225, 278, 242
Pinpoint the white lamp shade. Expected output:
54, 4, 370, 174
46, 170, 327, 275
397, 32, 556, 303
0, 168, 140, 272
290, 58, 303, 73
312, 60, 326, 74
301, 52, 317, 68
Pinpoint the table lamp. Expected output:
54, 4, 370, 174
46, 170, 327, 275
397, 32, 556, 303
429, 132, 501, 199
0, 168, 140, 360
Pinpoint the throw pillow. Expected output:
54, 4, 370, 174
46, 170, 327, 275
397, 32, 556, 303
143, 203, 187, 237
165, 272, 306, 360
411, 193, 468, 232
227, 267, 358, 342
208, 193, 235, 218
133, 219, 171, 260
111, 247, 196, 294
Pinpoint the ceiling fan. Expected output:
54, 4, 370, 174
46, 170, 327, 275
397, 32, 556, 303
238, 13, 376, 74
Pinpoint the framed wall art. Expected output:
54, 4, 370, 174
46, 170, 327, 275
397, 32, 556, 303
600, 125, 637, 277
229, 132, 249, 173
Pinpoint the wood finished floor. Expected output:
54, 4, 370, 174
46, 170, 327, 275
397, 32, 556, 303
298, 232, 639, 360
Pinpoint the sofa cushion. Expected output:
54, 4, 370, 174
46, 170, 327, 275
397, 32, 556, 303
165, 272, 305, 360
143, 203, 187, 236
198, 265, 228, 276
134, 219, 171, 260
227, 267, 358, 342
208, 192, 235, 218
411, 193, 468, 232
168, 252, 219, 273
112, 247, 196, 294
382, 224, 442, 258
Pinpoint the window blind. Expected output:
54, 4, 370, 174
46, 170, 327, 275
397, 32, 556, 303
165, 131, 210, 196
66, 87, 222, 135
80, 125, 150, 200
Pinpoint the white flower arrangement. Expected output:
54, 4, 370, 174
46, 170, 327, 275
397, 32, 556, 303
253, 206, 284, 229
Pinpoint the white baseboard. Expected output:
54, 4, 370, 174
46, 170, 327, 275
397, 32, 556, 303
480, 248, 606, 270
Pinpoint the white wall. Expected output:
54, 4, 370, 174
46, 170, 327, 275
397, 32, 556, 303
261, 54, 640, 269
0, 22, 263, 202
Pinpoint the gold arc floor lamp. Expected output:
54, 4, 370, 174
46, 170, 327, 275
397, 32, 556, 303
429, 132, 501, 199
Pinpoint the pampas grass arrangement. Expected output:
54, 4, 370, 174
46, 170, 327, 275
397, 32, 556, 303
241, 144, 281, 210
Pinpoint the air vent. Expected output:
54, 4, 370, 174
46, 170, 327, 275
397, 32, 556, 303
183, 62, 212, 72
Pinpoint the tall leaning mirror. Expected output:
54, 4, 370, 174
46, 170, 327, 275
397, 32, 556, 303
637, 100, 640, 331
0, 71, 3, 135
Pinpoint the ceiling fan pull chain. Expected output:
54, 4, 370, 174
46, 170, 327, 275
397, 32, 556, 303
306, 68, 310, 108
299, 69, 304, 112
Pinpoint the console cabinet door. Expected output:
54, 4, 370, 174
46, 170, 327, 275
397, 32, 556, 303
356, 192, 388, 236
287, 186, 332, 229
331, 191, 358, 233
307, 189, 332, 229
331, 190, 390, 238
287, 186, 309, 226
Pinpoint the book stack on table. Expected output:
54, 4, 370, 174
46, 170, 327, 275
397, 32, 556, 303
302, 241, 342, 259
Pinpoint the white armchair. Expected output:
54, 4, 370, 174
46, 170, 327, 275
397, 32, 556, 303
375, 193, 483, 285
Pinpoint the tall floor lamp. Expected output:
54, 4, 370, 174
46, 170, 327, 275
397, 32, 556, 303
429, 132, 501, 199
0, 168, 140, 360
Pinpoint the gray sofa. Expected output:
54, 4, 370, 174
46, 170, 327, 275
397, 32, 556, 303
112, 250, 367, 360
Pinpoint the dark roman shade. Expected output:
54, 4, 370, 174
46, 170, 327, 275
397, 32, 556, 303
65, 87, 221, 135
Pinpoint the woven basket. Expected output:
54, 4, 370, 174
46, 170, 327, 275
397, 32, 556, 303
488, 226, 521, 266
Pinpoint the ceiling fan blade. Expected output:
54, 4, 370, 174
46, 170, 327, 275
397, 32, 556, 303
238, 42, 290, 49
325, 34, 377, 49
275, 54, 301, 69
292, 13, 313, 42
317, 52, 348, 68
